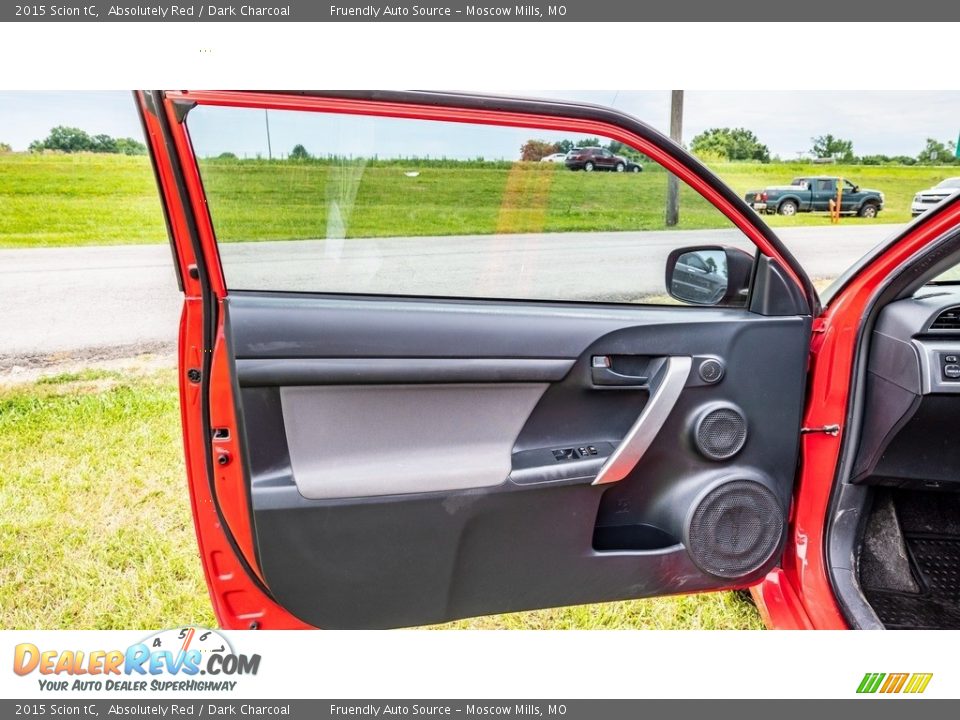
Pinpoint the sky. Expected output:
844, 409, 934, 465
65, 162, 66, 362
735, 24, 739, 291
1, 90, 958, 159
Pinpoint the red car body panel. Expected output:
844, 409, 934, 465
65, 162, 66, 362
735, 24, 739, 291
750, 568, 815, 630
140, 89, 960, 630
137, 92, 310, 629
753, 199, 960, 630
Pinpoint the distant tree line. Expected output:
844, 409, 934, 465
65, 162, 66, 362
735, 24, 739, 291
689, 127, 958, 166
805, 136, 958, 165
520, 130, 959, 167
28, 126, 146, 155
202, 135, 960, 167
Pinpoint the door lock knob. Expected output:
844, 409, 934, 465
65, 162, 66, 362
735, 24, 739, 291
698, 359, 725, 384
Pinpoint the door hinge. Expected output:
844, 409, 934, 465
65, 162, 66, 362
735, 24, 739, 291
800, 424, 840, 436
808, 317, 829, 358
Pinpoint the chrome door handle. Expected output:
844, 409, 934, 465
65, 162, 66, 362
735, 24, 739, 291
592, 356, 691, 485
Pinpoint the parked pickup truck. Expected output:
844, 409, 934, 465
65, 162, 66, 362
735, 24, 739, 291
745, 176, 884, 218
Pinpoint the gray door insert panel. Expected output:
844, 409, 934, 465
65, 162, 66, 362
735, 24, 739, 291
280, 383, 548, 499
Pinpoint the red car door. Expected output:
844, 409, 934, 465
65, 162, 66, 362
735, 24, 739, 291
762, 189, 960, 630
137, 89, 821, 629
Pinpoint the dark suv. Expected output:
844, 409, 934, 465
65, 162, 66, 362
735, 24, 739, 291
565, 146, 627, 172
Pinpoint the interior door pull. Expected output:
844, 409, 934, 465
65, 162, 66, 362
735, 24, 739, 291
591, 361, 651, 387
592, 356, 692, 485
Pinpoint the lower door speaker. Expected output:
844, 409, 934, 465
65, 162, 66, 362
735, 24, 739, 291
685, 479, 784, 579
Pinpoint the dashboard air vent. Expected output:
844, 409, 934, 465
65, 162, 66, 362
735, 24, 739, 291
931, 307, 960, 330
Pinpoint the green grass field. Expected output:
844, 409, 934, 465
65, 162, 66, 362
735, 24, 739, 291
0, 367, 763, 630
0, 155, 168, 247
1, 153, 954, 248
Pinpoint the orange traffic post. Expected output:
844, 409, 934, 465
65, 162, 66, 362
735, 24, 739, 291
833, 178, 844, 224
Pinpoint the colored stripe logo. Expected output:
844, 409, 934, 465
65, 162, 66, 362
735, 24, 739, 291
857, 672, 933, 694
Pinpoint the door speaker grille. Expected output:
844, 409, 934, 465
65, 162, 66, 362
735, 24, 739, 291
685, 480, 784, 579
694, 405, 747, 461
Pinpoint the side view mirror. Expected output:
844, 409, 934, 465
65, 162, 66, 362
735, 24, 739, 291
664, 245, 754, 307
851, 185, 860, 193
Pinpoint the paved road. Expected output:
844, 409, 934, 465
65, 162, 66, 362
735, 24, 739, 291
0, 224, 900, 366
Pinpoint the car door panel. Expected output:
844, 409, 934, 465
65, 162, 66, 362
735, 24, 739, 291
841, 182, 859, 212
812, 179, 837, 211
139, 89, 818, 629
224, 291, 810, 628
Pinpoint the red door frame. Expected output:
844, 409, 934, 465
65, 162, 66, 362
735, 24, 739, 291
756, 199, 960, 630
137, 91, 311, 629
139, 89, 958, 630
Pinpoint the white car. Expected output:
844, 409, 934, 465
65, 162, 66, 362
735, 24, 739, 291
540, 153, 567, 163
912, 177, 960, 216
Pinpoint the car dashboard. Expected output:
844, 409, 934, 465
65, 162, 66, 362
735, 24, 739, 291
852, 286, 960, 489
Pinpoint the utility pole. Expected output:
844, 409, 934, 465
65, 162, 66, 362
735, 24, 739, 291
666, 90, 683, 227
264, 109, 273, 160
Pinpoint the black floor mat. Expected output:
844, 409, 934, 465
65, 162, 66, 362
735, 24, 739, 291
866, 534, 960, 629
